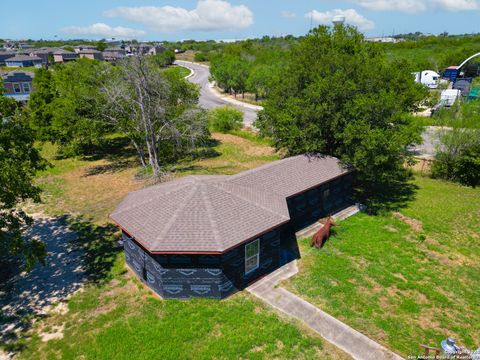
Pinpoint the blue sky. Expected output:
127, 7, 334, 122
2, 0, 480, 41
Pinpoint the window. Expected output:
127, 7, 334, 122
245, 239, 260, 274
323, 189, 330, 200
13, 83, 21, 93
22, 83, 30, 93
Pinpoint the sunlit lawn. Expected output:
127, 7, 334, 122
287, 176, 480, 357
11, 132, 352, 359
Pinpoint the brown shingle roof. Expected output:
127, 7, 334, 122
111, 155, 351, 253
227, 154, 351, 198
111, 175, 290, 253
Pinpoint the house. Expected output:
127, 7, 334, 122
73, 44, 97, 53
149, 45, 166, 55
1, 71, 34, 102
111, 155, 354, 299
4, 55, 42, 68
78, 49, 104, 61
53, 49, 79, 63
29, 48, 59, 65
0, 51, 17, 66
125, 43, 158, 56
102, 47, 126, 62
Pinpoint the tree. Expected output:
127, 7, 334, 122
0, 110, 47, 271
0, 88, 18, 119
209, 107, 243, 133
255, 25, 427, 210
152, 50, 176, 67
27, 59, 111, 156
96, 40, 107, 52
247, 64, 278, 101
102, 56, 208, 178
431, 129, 480, 187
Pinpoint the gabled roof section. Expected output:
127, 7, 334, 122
5, 55, 42, 62
227, 154, 352, 198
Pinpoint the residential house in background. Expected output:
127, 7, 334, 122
149, 45, 166, 55
5, 55, 42, 68
53, 49, 80, 63
1, 71, 34, 102
0, 51, 17, 66
73, 44, 97, 53
102, 47, 126, 62
29, 47, 59, 65
78, 49, 104, 61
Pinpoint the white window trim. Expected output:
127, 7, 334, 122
245, 239, 260, 275
22, 82, 30, 93
13, 83, 21, 93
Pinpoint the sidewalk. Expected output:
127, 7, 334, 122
208, 83, 264, 111
247, 262, 404, 360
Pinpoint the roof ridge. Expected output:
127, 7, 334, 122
112, 178, 196, 215
211, 181, 289, 221
156, 183, 199, 242
199, 183, 223, 249
227, 156, 298, 181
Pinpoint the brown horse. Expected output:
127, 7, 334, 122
311, 217, 337, 248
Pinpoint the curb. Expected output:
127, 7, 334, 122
175, 60, 264, 111
208, 82, 264, 111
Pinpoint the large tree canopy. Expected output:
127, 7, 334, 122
0, 108, 47, 271
256, 25, 428, 209
28, 59, 111, 156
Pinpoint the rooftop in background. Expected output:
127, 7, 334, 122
111, 155, 351, 253
1, 70, 35, 81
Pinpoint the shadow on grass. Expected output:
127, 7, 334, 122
356, 175, 419, 214
82, 158, 138, 177
0, 215, 120, 354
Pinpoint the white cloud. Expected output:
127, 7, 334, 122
63, 23, 146, 39
433, 0, 480, 11
351, 0, 480, 13
351, 0, 427, 13
104, 0, 254, 33
281, 10, 297, 18
306, 9, 375, 31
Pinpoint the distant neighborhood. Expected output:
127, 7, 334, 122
0, 41, 174, 102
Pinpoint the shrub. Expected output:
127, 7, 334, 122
431, 129, 480, 187
194, 52, 209, 62
209, 107, 243, 133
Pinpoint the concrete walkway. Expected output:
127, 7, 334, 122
247, 262, 404, 360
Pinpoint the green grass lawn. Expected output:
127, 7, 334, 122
16, 258, 346, 360
11, 132, 352, 359
163, 65, 191, 79
287, 176, 480, 357
414, 100, 480, 129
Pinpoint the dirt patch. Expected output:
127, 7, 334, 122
63, 163, 144, 222
393, 212, 423, 232
392, 273, 408, 282
212, 133, 275, 157
40, 324, 64, 342
384, 225, 398, 233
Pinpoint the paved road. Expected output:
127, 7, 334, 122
175, 60, 259, 127
176, 60, 439, 157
